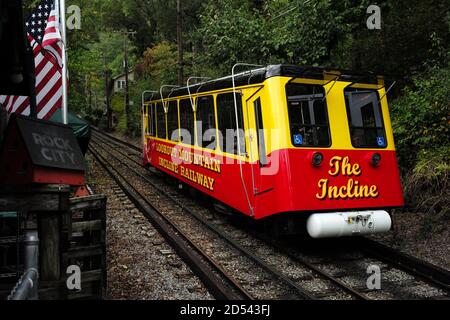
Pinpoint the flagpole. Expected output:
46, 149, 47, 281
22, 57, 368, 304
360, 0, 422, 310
59, 0, 68, 124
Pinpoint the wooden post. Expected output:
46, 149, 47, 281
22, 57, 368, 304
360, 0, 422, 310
0, 184, 70, 299
104, 55, 113, 131
38, 213, 61, 281
124, 34, 130, 133
177, 0, 184, 85
120, 30, 136, 134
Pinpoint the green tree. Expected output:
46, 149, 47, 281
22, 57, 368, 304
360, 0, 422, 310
190, 0, 270, 76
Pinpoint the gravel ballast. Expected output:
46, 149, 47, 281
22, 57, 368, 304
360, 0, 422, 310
87, 154, 213, 300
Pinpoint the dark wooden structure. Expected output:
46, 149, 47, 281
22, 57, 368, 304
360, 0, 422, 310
0, 185, 70, 299
65, 195, 107, 299
0, 185, 106, 299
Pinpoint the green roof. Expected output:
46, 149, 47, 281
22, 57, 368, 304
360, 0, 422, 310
49, 109, 91, 138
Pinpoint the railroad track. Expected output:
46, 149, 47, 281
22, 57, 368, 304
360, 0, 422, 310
89, 144, 251, 300
89, 128, 450, 300
90, 131, 367, 299
358, 237, 450, 293
91, 127, 141, 152
89, 136, 318, 300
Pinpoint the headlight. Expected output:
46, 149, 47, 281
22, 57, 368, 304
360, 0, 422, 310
371, 153, 381, 167
312, 152, 324, 167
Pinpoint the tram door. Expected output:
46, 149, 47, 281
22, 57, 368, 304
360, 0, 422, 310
145, 103, 156, 163
142, 104, 149, 150
246, 95, 275, 202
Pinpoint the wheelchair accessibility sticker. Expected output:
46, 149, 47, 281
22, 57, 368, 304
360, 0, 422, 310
376, 136, 385, 147
294, 134, 303, 145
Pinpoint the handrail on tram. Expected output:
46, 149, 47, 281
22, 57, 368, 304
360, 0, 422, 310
141, 90, 158, 138
231, 63, 265, 217
141, 90, 158, 110
186, 77, 211, 112
377, 80, 397, 104
159, 85, 181, 112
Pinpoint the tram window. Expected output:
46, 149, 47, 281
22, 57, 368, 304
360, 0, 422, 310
217, 93, 245, 155
156, 103, 167, 139
143, 104, 149, 134
196, 95, 216, 150
148, 104, 156, 136
167, 100, 179, 141
179, 99, 195, 145
344, 89, 386, 148
286, 83, 331, 147
254, 98, 267, 166
144, 104, 148, 135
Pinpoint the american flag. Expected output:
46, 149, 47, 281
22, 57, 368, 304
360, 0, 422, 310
0, 0, 64, 120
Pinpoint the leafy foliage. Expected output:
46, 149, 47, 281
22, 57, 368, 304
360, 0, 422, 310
140, 42, 178, 86
191, 1, 268, 76
390, 65, 450, 217
403, 146, 449, 220
391, 65, 450, 169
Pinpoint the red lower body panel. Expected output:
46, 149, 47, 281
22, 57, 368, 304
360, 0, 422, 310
144, 138, 404, 220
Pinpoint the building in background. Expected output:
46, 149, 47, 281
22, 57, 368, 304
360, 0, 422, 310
112, 69, 135, 94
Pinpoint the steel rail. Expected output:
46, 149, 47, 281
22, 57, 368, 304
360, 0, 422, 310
93, 129, 450, 300
90, 135, 316, 300
259, 235, 370, 300
89, 144, 252, 301
358, 237, 450, 293
91, 126, 141, 152
92, 132, 145, 165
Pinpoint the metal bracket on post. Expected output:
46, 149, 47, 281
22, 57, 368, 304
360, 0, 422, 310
195, 82, 210, 95
231, 63, 265, 217
377, 80, 397, 104
159, 85, 180, 113
141, 90, 158, 113
322, 74, 340, 102
186, 77, 211, 112
168, 88, 178, 100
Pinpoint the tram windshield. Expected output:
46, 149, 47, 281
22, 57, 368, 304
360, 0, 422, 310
286, 83, 331, 147
344, 88, 387, 148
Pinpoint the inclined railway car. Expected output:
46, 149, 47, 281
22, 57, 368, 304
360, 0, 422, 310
141, 65, 404, 238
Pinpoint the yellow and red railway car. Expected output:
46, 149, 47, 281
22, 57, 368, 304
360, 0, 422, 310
141, 65, 404, 238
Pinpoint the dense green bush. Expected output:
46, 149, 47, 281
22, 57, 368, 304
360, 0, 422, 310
390, 65, 450, 169
390, 65, 450, 215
